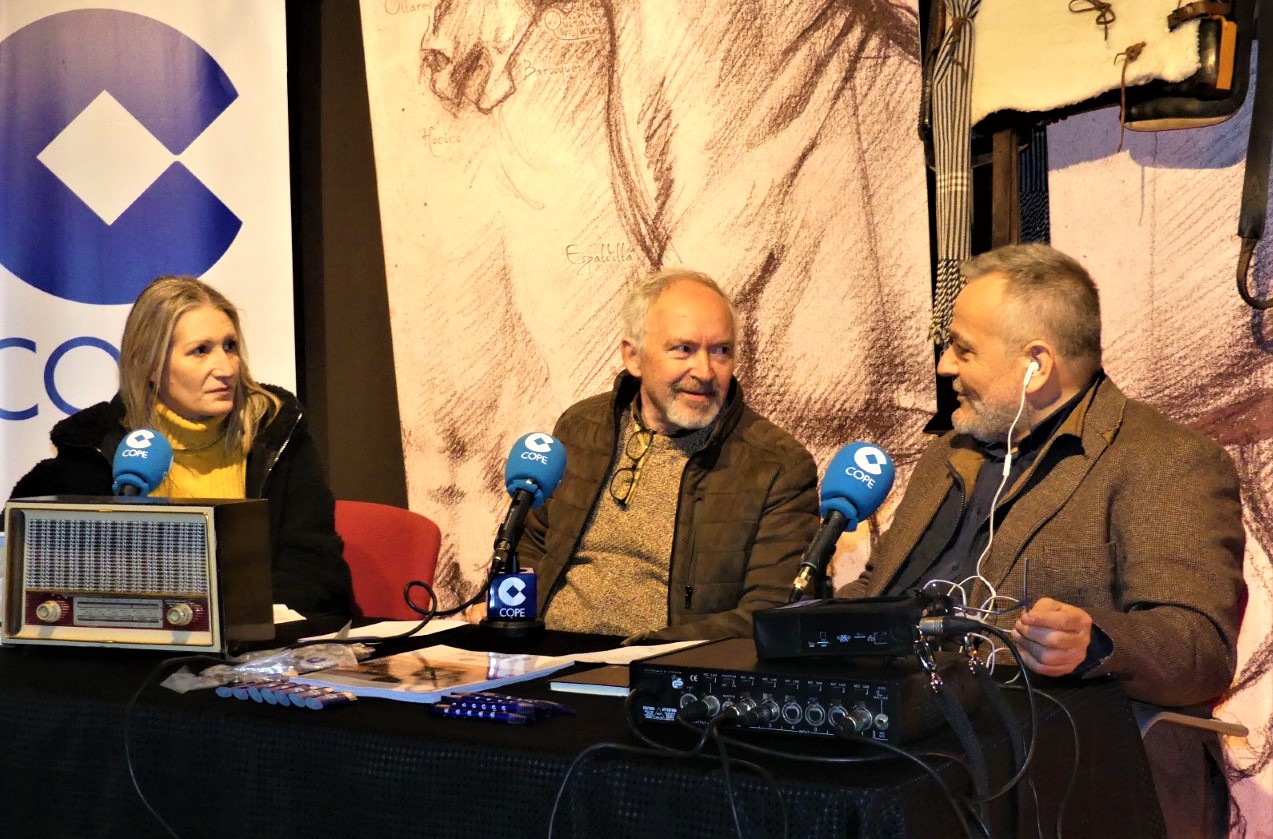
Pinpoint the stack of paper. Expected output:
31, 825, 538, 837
295, 645, 572, 704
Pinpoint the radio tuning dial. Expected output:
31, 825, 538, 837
35, 601, 63, 623
166, 603, 195, 627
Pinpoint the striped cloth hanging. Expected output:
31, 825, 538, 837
930, 0, 981, 344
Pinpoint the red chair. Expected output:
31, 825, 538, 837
334, 500, 442, 620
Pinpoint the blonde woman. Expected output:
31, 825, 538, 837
11, 276, 352, 616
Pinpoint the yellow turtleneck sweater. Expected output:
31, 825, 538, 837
151, 402, 247, 500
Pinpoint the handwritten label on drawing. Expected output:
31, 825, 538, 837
422, 127, 461, 157
566, 242, 639, 275
520, 60, 587, 83
540, 5, 606, 42
383, 0, 432, 15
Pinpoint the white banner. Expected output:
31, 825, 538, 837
0, 0, 294, 496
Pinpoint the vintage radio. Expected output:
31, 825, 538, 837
2, 496, 273, 653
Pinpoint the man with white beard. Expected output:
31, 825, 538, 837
518, 269, 818, 640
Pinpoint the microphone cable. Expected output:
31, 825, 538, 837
287, 563, 498, 652
625, 690, 790, 839
547, 690, 787, 839
711, 728, 983, 838
1001, 683, 1081, 839
919, 617, 1040, 803
405, 566, 491, 619
713, 726, 790, 839
124, 653, 223, 839
626, 687, 979, 839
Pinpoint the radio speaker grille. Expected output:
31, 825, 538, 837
24, 515, 210, 594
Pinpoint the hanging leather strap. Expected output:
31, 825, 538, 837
1168, 2, 1233, 29
1238, 0, 1273, 308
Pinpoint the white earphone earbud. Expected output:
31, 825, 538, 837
1024, 359, 1041, 384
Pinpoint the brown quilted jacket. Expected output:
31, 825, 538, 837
522, 373, 819, 640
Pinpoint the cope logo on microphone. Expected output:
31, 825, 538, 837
524, 433, 554, 453
488, 571, 538, 619
844, 445, 887, 488
853, 446, 888, 475
119, 429, 157, 457
519, 432, 555, 465
0, 9, 242, 304
125, 429, 155, 449
498, 578, 527, 607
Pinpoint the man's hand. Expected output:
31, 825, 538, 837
1010, 597, 1093, 677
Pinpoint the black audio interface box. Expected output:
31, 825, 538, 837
752, 596, 947, 659
629, 638, 978, 744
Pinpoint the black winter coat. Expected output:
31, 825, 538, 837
9, 385, 352, 616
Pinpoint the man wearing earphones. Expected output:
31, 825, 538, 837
840, 244, 1245, 710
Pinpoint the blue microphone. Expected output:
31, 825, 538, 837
486, 433, 566, 633
788, 442, 896, 603
503, 431, 567, 511
111, 429, 174, 497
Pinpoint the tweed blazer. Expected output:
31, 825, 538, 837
840, 377, 1244, 707
520, 373, 819, 641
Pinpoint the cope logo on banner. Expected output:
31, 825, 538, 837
0, 7, 256, 424
0, 8, 242, 305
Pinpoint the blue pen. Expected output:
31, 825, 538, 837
304, 689, 358, 710
244, 680, 273, 702
448, 696, 540, 716
267, 682, 310, 706
287, 686, 328, 707
249, 679, 291, 704
451, 691, 575, 717
430, 703, 531, 724
259, 682, 287, 705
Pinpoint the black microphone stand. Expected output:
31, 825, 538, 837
787, 510, 849, 604
481, 488, 545, 638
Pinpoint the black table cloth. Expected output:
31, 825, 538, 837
0, 625, 1164, 838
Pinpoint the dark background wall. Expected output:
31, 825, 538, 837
286, 0, 407, 507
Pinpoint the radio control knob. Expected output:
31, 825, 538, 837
35, 601, 62, 623
166, 603, 194, 627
